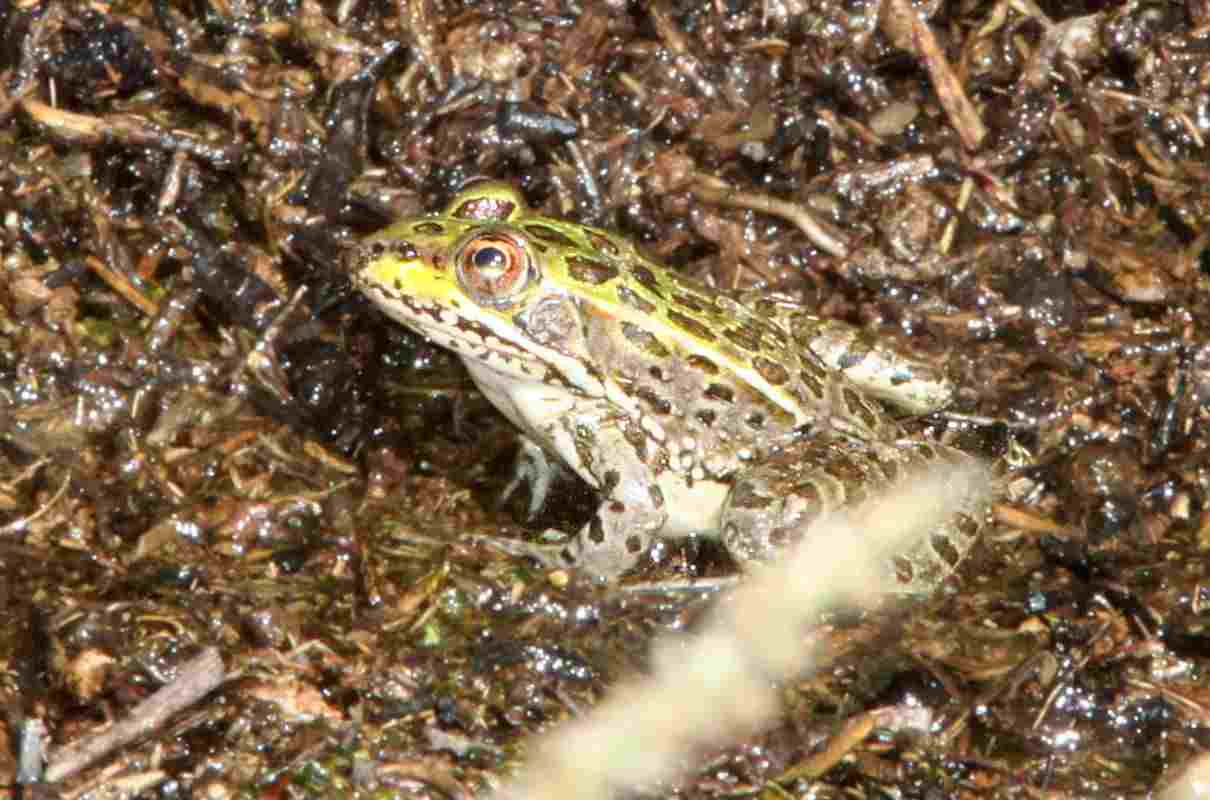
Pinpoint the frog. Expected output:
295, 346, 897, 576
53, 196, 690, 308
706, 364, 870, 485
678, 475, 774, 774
349, 182, 984, 590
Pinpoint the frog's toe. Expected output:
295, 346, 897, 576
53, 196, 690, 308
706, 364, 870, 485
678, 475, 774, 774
498, 439, 562, 520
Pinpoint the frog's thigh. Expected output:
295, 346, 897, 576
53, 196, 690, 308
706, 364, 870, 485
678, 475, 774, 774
721, 438, 980, 592
558, 420, 670, 579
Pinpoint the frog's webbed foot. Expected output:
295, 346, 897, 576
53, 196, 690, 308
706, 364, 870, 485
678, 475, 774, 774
497, 439, 565, 520
721, 438, 984, 594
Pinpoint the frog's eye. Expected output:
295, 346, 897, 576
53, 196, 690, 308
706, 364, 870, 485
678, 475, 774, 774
455, 231, 533, 307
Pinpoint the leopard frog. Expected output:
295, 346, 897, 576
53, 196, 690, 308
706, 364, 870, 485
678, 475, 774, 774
351, 183, 983, 589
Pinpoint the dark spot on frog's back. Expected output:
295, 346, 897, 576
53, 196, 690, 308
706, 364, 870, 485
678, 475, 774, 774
673, 292, 711, 314
666, 309, 718, 343
566, 255, 620, 285
752, 356, 790, 386
723, 324, 764, 353
587, 231, 620, 256
525, 224, 580, 248
704, 383, 734, 403
588, 514, 606, 544
617, 285, 657, 314
629, 265, 665, 299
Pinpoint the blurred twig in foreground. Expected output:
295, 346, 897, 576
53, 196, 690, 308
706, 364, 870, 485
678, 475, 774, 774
496, 460, 992, 800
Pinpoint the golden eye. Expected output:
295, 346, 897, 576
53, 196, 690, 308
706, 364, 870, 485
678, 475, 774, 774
455, 231, 532, 306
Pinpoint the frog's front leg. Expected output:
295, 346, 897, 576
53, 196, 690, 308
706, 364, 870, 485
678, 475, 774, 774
721, 437, 983, 593
463, 415, 668, 578
553, 415, 670, 578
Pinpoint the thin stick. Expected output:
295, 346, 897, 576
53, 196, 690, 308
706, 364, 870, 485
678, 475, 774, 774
44, 647, 226, 784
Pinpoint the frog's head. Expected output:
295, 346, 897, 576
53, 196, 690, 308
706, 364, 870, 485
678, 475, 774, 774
350, 182, 626, 391
354, 181, 532, 306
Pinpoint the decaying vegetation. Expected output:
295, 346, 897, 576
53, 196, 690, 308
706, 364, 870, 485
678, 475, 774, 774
2, 0, 1210, 797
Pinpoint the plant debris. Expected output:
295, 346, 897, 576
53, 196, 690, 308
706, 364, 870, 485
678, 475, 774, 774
2, 1, 1210, 797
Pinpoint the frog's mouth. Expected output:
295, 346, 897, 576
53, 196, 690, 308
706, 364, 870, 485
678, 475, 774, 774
355, 271, 595, 391
357, 273, 530, 357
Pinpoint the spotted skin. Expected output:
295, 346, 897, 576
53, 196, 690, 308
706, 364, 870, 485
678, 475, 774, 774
351, 182, 983, 587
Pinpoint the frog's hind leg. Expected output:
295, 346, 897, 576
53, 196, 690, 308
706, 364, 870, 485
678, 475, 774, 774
720, 438, 984, 593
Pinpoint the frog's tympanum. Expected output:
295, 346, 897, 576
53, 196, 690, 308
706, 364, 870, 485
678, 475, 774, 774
351, 183, 984, 590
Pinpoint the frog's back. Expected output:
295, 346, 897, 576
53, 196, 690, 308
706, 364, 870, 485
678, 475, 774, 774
522, 223, 896, 456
